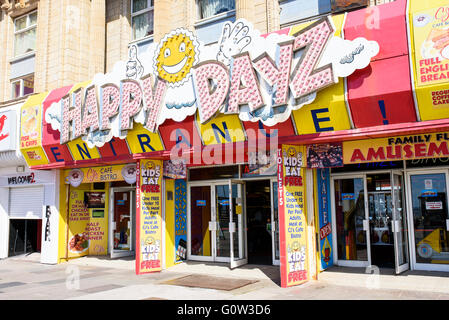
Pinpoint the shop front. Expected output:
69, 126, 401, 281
61, 164, 137, 260
187, 163, 280, 267
323, 131, 449, 273
17, 0, 449, 287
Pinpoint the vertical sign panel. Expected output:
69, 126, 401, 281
174, 179, 187, 263
278, 145, 309, 288
317, 168, 333, 271
136, 159, 163, 274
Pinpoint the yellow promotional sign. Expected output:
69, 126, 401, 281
411, 2, 449, 87
409, 0, 449, 121
126, 123, 165, 154
63, 163, 137, 185
67, 183, 109, 257
196, 113, 246, 146
291, 14, 351, 135
278, 145, 309, 288
343, 131, 449, 164
136, 159, 163, 274
20, 92, 49, 166
67, 184, 91, 258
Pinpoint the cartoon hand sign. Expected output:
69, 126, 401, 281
126, 45, 144, 79
217, 21, 252, 67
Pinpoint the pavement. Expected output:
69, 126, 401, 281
0, 253, 449, 300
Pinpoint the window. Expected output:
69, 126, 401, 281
198, 0, 235, 20
11, 74, 34, 99
279, 0, 369, 27
131, 0, 154, 41
14, 11, 37, 57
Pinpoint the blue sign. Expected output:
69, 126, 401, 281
342, 193, 355, 201
219, 199, 229, 206
175, 180, 187, 263
196, 200, 206, 207
421, 189, 438, 197
317, 168, 333, 271
117, 200, 125, 205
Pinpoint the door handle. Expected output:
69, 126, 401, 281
363, 220, 369, 231
209, 221, 217, 231
391, 220, 401, 233
446, 219, 449, 232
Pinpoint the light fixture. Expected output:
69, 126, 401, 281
16, 165, 25, 173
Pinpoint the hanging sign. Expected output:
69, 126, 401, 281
278, 145, 309, 288
174, 180, 187, 263
0, 110, 16, 152
136, 159, 163, 274
307, 143, 343, 168
19, 92, 50, 166
317, 168, 333, 270
412, 5, 449, 87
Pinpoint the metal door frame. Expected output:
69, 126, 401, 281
110, 187, 135, 258
230, 179, 248, 268
391, 171, 410, 274
406, 169, 449, 272
330, 174, 371, 268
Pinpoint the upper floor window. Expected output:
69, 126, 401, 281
198, 0, 235, 20
279, 0, 369, 27
11, 74, 34, 99
132, 0, 154, 41
14, 11, 37, 57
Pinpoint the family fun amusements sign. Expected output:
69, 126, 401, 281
55, 17, 379, 148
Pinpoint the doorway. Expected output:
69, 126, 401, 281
407, 171, 449, 271
187, 181, 247, 268
331, 171, 409, 273
8, 219, 41, 257
109, 188, 136, 258
246, 180, 272, 265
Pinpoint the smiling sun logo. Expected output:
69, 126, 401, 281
154, 29, 199, 87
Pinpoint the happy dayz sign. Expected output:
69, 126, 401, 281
46, 17, 379, 148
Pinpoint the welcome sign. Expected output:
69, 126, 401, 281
45, 17, 379, 149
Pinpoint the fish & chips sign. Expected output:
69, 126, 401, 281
56, 17, 379, 147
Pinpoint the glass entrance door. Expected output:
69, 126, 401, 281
230, 180, 247, 268
332, 176, 370, 267
332, 172, 410, 272
391, 172, 409, 273
110, 188, 135, 258
188, 181, 247, 266
189, 185, 213, 261
409, 172, 449, 269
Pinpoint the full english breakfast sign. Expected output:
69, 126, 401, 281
50, 17, 379, 149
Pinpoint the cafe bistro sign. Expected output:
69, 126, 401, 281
48, 17, 379, 148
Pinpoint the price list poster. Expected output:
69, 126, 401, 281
136, 159, 163, 274
278, 145, 309, 288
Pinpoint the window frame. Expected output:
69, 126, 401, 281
13, 10, 38, 58
196, 0, 236, 22
11, 74, 34, 100
131, 0, 154, 41
279, 0, 370, 28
